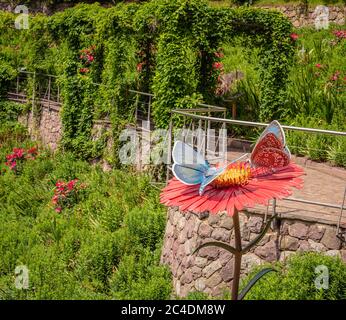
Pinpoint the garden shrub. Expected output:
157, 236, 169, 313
109, 249, 172, 300
242, 252, 346, 300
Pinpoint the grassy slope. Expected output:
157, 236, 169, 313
0, 123, 172, 299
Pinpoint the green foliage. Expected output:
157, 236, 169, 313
0, 126, 171, 299
109, 249, 172, 300
286, 114, 346, 166
0, 0, 295, 155
241, 252, 346, 300
0, 59, 17, 97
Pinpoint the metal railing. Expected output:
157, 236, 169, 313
169, 107, 346, 238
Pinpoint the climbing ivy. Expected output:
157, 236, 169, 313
0, 0, 295, 159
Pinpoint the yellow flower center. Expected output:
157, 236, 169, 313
213, 163, 251, 188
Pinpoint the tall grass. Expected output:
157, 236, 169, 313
0, 125, 172, 299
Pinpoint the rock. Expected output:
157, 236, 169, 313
180, 283, 194, 297
191, 266, 202, 280
184, 239, 194, 255
247, 216, 263, 233
175, 279, 181, 296
280, 235, 299, 251
249, 233, 271, 247
211, 228, 232, 242
181, 256, 193, 268
205, 273, 222, 288
298, 240, 311, 252
220, 260, 234, 282
341, 250, 346, 263
185, 219, 195, 239
321, 228, 341, 250
280, 221, 290, 235
308, 239, 327, 252
279, 251, 295, 262
241, 253, 262, 271
198, 223, 213, 238
198, 211, 209, 220
325, 250, 341, 258
288, 222, 309, 239
195, 257, 208, 268
254, 240, 278, 262
195, 278, 206, 291
208, 214, 220, 226
212, 284, 229, 298
308, 225, 325, 241
220, 216, 233, 230
180, 271, 193, 285
178, 232, 186, 244
197, 246, 219, 260
219, 250, 232, 266
242, 225, 251, 241
202, 260, 222, 278
177, 216, 186, 231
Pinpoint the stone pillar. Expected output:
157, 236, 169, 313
160, 207, 346, 298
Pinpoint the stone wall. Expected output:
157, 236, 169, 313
18, 105, 113, 156
19, 105, 62, 151
259, 5, 346, 27
160, 207, 346, 298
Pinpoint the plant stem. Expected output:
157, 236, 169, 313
231, 208, 242, 300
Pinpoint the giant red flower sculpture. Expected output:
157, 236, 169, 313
161, 161, 304, 216
160, 121, 305, 300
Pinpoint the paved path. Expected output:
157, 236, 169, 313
226, 149, 346, 227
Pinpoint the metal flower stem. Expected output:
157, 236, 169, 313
194, 206, 277, 300
231, 208, 242, 300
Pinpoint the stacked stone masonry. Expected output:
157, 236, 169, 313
160, 207, 346, 298
260, 5, 346, 27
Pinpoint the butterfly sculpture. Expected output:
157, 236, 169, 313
172, 120, 291, 195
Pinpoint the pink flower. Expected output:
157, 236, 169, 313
290, 33, 299, 41
55, 207, 62, 213
315, 63, 322, 69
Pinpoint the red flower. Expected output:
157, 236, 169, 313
290, 33, 299, 41
67, 179, 78, 191
55, 207, 62, 213
212, 62, 223, 70
137, 62, 145, 73
79, 68, 90, 74
333, 30, 346, 39
315, 63, 322, 69
161, 162, 304, 216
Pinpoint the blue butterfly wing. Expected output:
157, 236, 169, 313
260, 120, 285, 145
172, 163, 207, 185
173, 141, 208, 166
